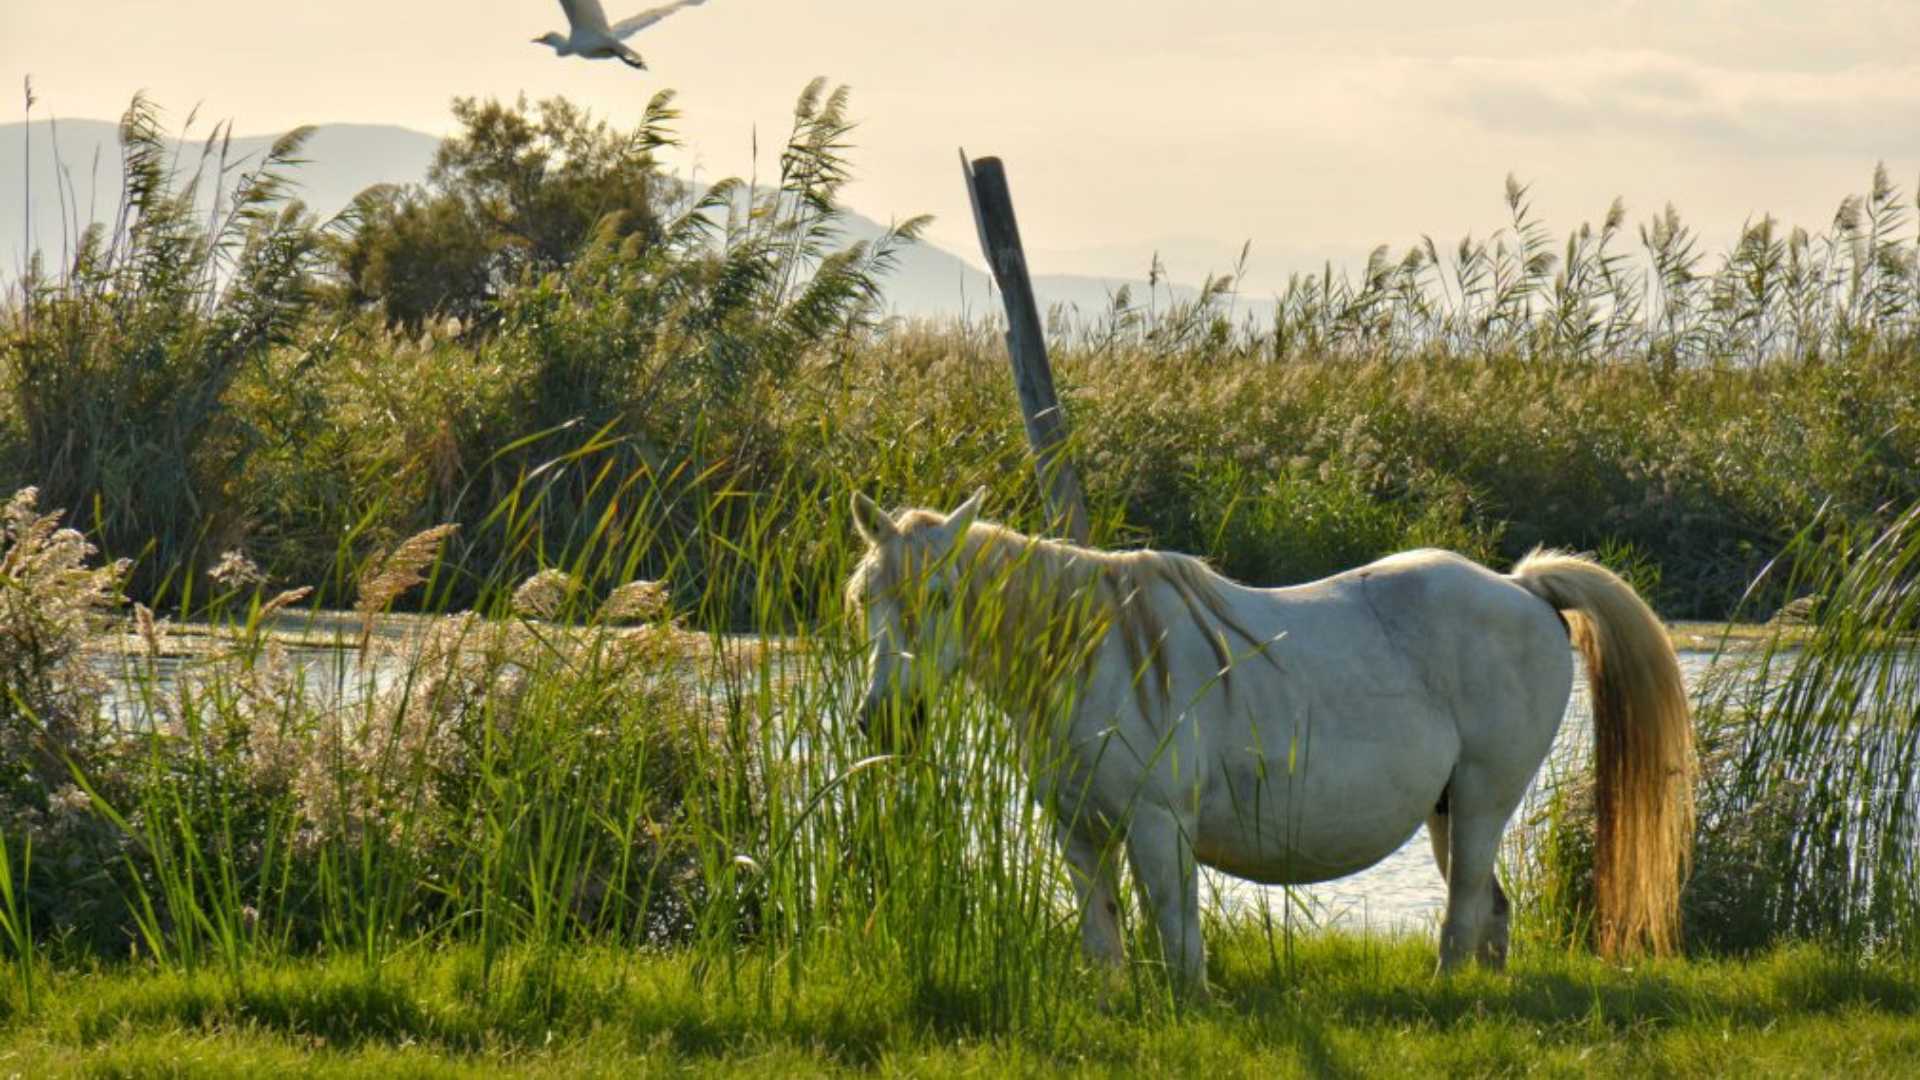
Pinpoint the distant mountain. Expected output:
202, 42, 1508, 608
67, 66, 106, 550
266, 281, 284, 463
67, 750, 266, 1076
0, 119, 1226, 320
0, 120, 440, 270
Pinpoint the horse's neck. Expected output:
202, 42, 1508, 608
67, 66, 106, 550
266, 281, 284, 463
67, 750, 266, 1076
958, 525, 1078, 628
955, 527, 1103, 718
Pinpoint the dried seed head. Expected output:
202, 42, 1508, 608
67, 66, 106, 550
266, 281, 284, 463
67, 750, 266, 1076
357, 524, 459, 647
357, 525, 460, 617
260, 586, 314, 620
134, 602, 166, 657
513, 568, 578, 620
208, 549, 267, 590
599, 579, 670, 623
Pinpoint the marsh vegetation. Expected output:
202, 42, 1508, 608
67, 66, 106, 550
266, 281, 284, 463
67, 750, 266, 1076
0, 83, 1916, 1071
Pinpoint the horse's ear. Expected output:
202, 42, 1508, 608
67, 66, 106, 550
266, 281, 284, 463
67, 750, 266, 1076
941, 487, 987, 548
851, 492, 897, 545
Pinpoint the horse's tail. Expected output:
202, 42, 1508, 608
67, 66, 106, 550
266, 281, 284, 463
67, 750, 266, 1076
1511, 549, 1696, 958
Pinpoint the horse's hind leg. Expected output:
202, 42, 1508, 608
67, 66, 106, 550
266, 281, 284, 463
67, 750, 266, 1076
1426, 810, 1450, 881
1427, 807, 1510, 969
1435, 767, 1524, 974
1479, 876, 1511, 969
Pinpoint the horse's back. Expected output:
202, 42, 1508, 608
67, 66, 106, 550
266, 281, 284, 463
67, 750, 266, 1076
1266, 548, 1567, 662
1296, 548, 1572, 710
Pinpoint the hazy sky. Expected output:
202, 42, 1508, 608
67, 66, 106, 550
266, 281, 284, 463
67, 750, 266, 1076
6, 1, 1920, 292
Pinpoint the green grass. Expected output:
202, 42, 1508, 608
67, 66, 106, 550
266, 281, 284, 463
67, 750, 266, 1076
0, 934, 1914, 1076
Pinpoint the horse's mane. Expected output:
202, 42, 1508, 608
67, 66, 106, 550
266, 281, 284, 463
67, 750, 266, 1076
854, 512, 1280, 718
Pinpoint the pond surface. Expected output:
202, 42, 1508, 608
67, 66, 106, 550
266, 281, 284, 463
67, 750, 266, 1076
97, 644, 392, 729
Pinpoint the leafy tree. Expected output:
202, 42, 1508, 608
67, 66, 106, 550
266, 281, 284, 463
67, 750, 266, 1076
334, 95, 674, 330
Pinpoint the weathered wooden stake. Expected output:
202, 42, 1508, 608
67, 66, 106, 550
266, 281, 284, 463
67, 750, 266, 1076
960, 151, 1091, 544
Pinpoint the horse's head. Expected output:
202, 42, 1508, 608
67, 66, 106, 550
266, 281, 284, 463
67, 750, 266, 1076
845, 488, 986, 739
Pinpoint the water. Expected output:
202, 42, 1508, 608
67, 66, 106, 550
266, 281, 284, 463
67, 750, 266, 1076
98, 636, 1726, 934
97, 644, 388, 730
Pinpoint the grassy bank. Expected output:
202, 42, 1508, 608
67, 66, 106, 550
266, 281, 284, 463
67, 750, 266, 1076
0, 935, 1914, 1076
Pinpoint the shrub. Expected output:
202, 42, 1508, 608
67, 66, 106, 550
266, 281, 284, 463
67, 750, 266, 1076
332, 94, 675, 331
0, 489, 136, 951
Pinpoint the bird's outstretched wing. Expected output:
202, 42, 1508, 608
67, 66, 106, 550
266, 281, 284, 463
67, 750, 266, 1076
559, 0, 613, 34
609, 0, 709, 40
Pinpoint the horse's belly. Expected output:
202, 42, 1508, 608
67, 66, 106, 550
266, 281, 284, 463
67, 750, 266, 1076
1195, 818, 1421, 885
1190, 743, 1451, 885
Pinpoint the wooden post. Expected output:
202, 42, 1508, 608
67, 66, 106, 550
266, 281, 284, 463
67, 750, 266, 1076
960, 151, 1091, 544
20, 77, 33, 322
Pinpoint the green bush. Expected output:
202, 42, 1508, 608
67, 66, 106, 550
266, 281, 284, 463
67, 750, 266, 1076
332, 94, 675, 331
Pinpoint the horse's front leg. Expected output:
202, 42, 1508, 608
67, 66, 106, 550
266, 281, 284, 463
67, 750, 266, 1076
1126, 808, 1209, 998
1057, 820, 1124, 967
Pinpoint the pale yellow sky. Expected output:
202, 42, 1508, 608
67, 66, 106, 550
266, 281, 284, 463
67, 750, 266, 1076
6, 1, 1920, 291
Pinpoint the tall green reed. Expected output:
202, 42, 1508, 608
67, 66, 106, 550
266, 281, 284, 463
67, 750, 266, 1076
1692, 503, 1920, 954
0, 830, 35, 1014
3, 95, 323, 595
34, 425, 1085, 1026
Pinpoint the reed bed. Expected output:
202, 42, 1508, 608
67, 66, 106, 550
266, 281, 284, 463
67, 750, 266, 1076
3, 90, 1919, 621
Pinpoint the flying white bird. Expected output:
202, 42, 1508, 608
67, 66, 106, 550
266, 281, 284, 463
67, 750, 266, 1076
533, 0, 710, 70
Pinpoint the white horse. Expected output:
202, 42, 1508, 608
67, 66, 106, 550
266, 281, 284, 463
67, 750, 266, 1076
847, 489, 1694, 988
